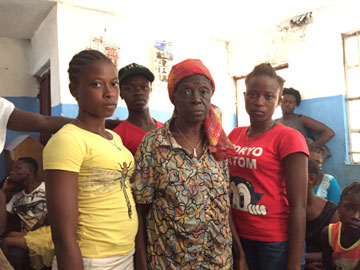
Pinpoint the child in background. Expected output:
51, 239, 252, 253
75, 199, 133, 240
309, 146, 341, 205
321, 181, 360, 270
229, 63, 308, 270
305, 159, 339, 270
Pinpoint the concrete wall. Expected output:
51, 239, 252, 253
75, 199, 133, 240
0, 38, 40, 180
0, 38, 39, 97
54, 3, 236, 131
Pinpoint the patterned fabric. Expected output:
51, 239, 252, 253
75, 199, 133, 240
133, 119, 233, 269
167, 59, 235, 161
314, 174, 341, 205
6, 182, 47, 233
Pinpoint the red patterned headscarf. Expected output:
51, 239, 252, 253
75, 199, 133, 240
168, 59, 235, 161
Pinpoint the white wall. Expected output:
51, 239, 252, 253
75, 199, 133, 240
229, 1, 360, 100
0, 38, 38, 97
54, 3, 235, 131
31, 5, 61, 106
229, 1, 360, 126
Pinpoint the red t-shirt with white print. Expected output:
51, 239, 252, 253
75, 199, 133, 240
228, 123, 308, 242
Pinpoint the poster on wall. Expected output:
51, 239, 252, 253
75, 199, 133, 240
89, 28, 120, 68
154, 40, 173, 82
151, 40, 174, 111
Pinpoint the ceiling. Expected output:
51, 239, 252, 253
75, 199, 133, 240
0, 0, 342, 41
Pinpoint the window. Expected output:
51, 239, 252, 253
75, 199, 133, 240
343, 32, 360, 163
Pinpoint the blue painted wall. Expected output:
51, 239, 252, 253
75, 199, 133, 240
53, 103, 174, 123
3, 95, 357, 190
1, 97, 40, 181
296, 94, 360, 189
1, 100, 174, 180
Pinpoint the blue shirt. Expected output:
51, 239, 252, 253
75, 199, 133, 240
314, 174, 341, 204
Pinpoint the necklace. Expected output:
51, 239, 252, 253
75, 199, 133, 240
74, 118, 122, 151
175, 120, 203, 158
245, 120, 275, 147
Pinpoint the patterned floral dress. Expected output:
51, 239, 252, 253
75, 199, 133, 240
133, 119, 233, 270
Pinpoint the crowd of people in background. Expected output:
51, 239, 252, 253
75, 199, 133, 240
0, 49, 359, 270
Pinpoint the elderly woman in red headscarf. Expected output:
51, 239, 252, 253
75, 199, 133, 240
132, 59, 242, 269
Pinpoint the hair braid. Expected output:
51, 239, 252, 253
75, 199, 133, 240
68, 50, 113, 84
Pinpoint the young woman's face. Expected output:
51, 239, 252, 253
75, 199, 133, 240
120, 75, 151, 112
338, 193, 360, 233
309, 151, 324, 169
71, 61, 119, 119
245, 75, 281, 123
281, 94, 297, 115
172, 75, 213, 124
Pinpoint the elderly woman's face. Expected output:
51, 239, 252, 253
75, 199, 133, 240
173, 75, 213, 123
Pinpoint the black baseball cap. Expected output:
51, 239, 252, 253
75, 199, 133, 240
118, 63, 155, 85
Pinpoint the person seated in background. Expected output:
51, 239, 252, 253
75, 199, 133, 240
275, 87, 335, 156
1, 157, 47, 270
321, 181, 360, 270
112, 63, 163, 155
5, 157, 46, 234
309, 146, 341, 204
305, 159, 339, 270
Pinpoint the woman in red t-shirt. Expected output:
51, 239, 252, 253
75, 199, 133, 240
228, 63, 309, 270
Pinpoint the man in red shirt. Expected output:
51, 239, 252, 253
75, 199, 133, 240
113, 63, 163, 155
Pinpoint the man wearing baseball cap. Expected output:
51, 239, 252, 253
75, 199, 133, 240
113, 63, 163, 155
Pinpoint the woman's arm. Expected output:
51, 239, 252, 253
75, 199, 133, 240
45, 170, 83, 270
283, 152, 308, 270
229, 208, 248, 270
301, 116, 335, 147
135, 204, 150, 270
321, 226, 333, 270
7, 108, 72, 134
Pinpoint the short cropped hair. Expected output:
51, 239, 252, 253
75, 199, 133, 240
283, 87, 301, 106
340, 181, 360, 203
18, 157, 38, 175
